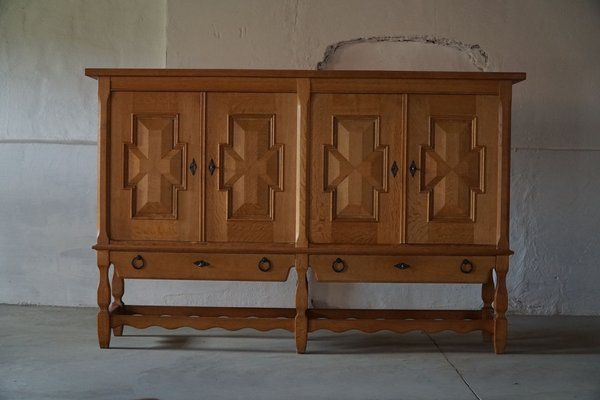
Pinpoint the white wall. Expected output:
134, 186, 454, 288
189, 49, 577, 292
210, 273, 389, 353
0, 0, 166, 305
1, 0, 599, 315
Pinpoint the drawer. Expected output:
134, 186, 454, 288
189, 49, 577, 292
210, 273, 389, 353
310, 255, 495, 283
111, 252, 294, 281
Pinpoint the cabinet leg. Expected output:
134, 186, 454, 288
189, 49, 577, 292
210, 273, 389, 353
97, 252, 111, 349
295, 255, 309, 354
111, 273, 124, 336
493, 256, 509, 354
481, 269, 494, 342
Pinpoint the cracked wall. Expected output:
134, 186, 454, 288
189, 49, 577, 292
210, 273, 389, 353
2, 0, 600, 315
316, 35, 489, 71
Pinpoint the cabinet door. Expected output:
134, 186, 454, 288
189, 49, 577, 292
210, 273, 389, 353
406, 95, 499, 244
205, 93, 296, 243
310, 94, 404, 244
110, 92, 201, 241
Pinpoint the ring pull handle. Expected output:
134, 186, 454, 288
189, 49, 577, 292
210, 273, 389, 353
394, 262, 410, 270
460, 259, 474, 274
257, 257, 272, 272
131, 255, 145, 270
332, 257, 346, 273
409, 160, 419, 177
208, 159, 217, 176
193, 260, 210, 268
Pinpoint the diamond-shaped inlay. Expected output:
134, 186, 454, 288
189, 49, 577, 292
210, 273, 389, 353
125, 114, 186, 219
324, 116, 388, 221
420, 116, 484, 222
219, 114, 283, 220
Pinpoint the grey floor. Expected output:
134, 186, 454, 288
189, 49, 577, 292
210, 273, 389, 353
1, 305, 600, 400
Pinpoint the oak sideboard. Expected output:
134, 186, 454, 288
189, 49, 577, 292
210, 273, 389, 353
87, 68, 525, 353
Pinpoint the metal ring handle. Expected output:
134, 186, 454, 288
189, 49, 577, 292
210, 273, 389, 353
193, 260, 210, 267
460, 259, 474, 274
131, 255, 145, 270
332, 257, 346, 273
257, 257, 272, 272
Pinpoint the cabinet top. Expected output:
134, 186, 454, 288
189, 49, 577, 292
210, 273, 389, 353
85, 68, 525, 83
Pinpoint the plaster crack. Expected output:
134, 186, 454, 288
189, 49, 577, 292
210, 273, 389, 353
316, 35, 489, 71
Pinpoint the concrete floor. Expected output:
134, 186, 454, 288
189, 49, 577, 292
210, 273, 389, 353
1, 305, 600, 400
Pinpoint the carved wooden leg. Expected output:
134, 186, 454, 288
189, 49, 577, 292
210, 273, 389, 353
493, 256, 509, 354
481, 269, 494, 342
295, 254, 309, 354
111, 272, 124, 336
97, 252, 111, 349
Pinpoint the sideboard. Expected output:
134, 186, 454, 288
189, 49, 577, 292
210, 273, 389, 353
86, 68, 525, 353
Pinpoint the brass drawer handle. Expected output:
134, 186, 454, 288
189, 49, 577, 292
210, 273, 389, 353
332, 258, 346, 273
394, 262, 410, 270
460, 259, 474, 274
131, 255, 145, 270
193, 260, 210, 268
257, 257, 272, 272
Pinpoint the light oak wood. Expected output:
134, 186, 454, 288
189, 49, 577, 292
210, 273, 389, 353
96, 251, 111, 348
295, 79, 311, 249
89, 69, 524, 353
111, 252, 294, 281
295, 254, 309, 353
122, 305, 296, 318
494, 255, 510, 354
308, 316, 493, 334
109, 92, 202, 241
205, 93, 296, 243
481, 269, 495, 342
310, 94, 403, 244
310, 255, 494, 283
497, 82, 513, 249
112, 307, 295, 332
85, 68, 526, 82
406, 94, 499, 244
96, 77, 110, 245
110, 272, 124, 336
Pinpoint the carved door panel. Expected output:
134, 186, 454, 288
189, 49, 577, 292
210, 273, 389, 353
406, 95, 499, 244
310, 94, 404, 244
205, 93, 296, 243
110, 92, 201, 241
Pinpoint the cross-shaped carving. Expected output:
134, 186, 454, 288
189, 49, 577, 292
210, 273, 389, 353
420, 117, 484, 221
125, 115, 185, 219
325, 116, 388, 221
219, 115, 283, 220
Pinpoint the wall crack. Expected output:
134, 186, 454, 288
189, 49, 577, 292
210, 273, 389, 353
316, 35, 489, 71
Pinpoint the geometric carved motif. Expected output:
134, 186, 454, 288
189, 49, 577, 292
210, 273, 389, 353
420, 116, 485, 222
124, 114, 186, 219
324, 116, 388, 221
219, 114, 283, 220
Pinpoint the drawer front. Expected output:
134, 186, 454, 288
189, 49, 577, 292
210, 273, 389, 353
310, 255, 494, 283
112, 252, 294, 281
